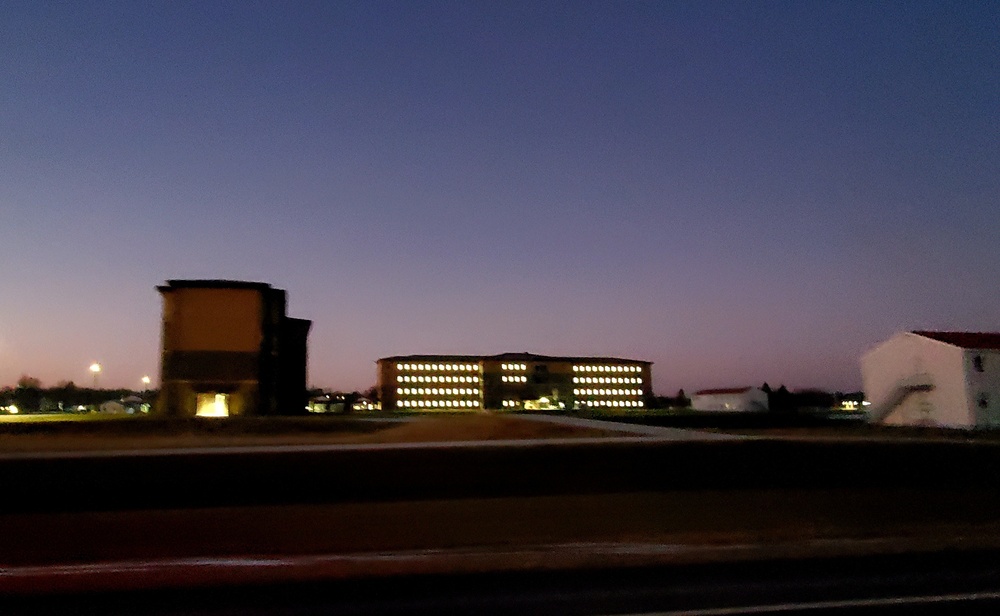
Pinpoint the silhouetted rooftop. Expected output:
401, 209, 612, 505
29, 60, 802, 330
378, 353, 651, 364
912, 331, 1000, 350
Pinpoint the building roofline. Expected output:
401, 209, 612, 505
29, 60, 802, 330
911, 330, 1000, 350
693, 387, 756, 396
377, 353, 652, 365
158, 279, 276, 292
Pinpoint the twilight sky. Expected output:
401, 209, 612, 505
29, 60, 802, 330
2, 1, 998, 394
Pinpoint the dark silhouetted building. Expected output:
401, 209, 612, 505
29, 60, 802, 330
378, 353, 652, 411
156, 280, 311, 417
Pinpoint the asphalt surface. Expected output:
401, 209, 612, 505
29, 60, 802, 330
5, 422, 1000, 613
6, 549, 1000, 615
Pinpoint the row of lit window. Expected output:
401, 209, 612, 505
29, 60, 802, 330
397, 399, 480, 408
501, 363, 527, 371
397, 387, 479, 396
501, 400, 520, 407
501, 375, 528, 383
397, 375, 480, 383
573, 377, 642, 384
574, 389, 642, 396
573, 365, 640, 373
585, 400, 644, 407
395, 363, 478, 372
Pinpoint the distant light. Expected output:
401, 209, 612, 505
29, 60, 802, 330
8, 405, 18, 414
89, 363, 102, 374
141, 375, 151, 386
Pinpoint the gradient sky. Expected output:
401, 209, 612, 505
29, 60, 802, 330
2, 1, 998, 394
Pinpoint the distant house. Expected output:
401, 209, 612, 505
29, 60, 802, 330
861, 331, 1000, 428
690, 387, 768, 412
308, 393, 345, 414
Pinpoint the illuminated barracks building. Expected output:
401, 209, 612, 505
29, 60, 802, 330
378, 353, 652, 411
157, 280, 311, 417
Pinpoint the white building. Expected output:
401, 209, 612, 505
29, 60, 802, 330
690, 387, 768, 412
860, 331, 1000, 428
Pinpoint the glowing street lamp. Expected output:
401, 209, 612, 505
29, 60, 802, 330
141, 375, 151, 387
89, 362, 102, 388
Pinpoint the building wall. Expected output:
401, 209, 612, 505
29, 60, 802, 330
379, 355, 652, 411
163, 288, 263, 352
379, 358, 484, 411
860, 333, 970, 427
275, 317, 311, 414
965, 349, 1000, 426
157, 281, 310, 418
566, 360, 650, 410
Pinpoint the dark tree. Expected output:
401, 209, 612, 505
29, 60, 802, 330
17, 375, 42, 389
675, 389, 691, 408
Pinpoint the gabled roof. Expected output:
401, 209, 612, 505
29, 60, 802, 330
912, 331, 1000, 350
693, 387, 756, 396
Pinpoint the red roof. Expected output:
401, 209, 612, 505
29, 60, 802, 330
693, 387, 755, 396
912, 331, 1000, 350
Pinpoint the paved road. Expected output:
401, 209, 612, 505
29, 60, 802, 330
6, 549, 1000, 615
4, 424, 1000, 613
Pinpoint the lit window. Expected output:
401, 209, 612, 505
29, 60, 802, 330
473, 376, 479, 382
638, 401, 644, 407
195, 393, 229, 417
397, 376, 403, 382
473, 401, 479, 407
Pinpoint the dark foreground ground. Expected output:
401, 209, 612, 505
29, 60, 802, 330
8, 549, 1000, 615
4, 415, 1000, 613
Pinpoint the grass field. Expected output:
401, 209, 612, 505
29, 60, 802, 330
0, 413, 621, 452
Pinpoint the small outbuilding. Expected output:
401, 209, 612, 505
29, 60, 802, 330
690, 387, 768, 412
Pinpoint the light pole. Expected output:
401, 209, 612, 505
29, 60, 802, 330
90, 363, 102, 388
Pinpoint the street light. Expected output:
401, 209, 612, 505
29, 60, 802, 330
90, 363, 102, 388
141, 375, 151, 387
